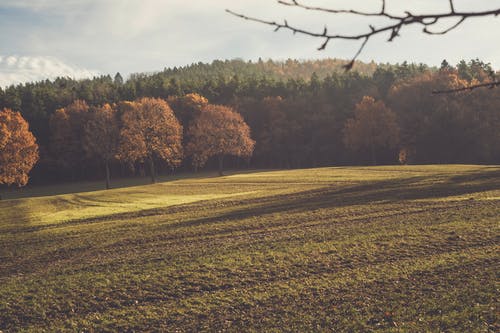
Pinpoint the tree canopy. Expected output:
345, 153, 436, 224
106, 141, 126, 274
118, 97, 183, 183
0, 108, 39, 187
83, 103, 120, 189
186, 104, 255, 175
0, 58, 498, 185
49, 99, 90, 173
343, 96, 399, 165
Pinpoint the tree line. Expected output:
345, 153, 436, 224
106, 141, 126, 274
0, 58, 499, 187
0, 95, 254, 188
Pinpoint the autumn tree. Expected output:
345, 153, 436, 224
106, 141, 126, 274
461, 82, 500, 163
0, 108, 39, 187
186, 104, 255, 175
256, 96, 290, 167
343, 96, 399, 165
388, 71, 469, 162
82, 104, 120, 189
167, 93, 209, 128
118, 97, 183, 183
49, 100, 90, 176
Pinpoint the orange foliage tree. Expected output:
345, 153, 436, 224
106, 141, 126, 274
343, 96, 399, 165
167, 93, 209, 127
186, 104, 255, 175
0, 108, 39, 187
49, 100, 90, 173
118, 97, 183, 183
388, 70, 469, 163
167, 93, 209, 167
82, 104, 120, 189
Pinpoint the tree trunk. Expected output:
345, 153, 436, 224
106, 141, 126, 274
104, 159, 111, 189
370, 142, 377, 165
218, 154, 224, 176
149, 157, 156, 183
80, 162, 85, 180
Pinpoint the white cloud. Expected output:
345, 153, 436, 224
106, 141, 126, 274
0, 55, 99, 87
0, 0, 498, 79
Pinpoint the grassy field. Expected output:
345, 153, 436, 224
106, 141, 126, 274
0, 165, 499, 332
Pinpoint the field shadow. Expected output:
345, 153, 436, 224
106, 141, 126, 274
4, 168, 499, 234
164, 168, 500, 230
0, 170, 250, 200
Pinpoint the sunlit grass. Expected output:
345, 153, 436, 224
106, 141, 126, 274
0, 165, 499, 332
0, 188, 256, 229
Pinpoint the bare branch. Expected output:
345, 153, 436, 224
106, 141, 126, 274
344, 37, 369, 70
227, 1, 500, 70
423, 17, 466, 35
432, 80, 500, 94
276, 0, 399, 19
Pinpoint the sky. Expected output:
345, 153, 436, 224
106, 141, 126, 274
1, 0, 499, 87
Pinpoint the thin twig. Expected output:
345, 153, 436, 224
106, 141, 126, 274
432, 81, 500, 94
227, 1, 500, 70
276, 0, 398, 19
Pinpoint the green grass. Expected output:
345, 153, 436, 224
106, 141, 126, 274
1, 165, 499, 332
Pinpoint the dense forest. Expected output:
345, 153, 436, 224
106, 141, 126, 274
0, 58, 499, 186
